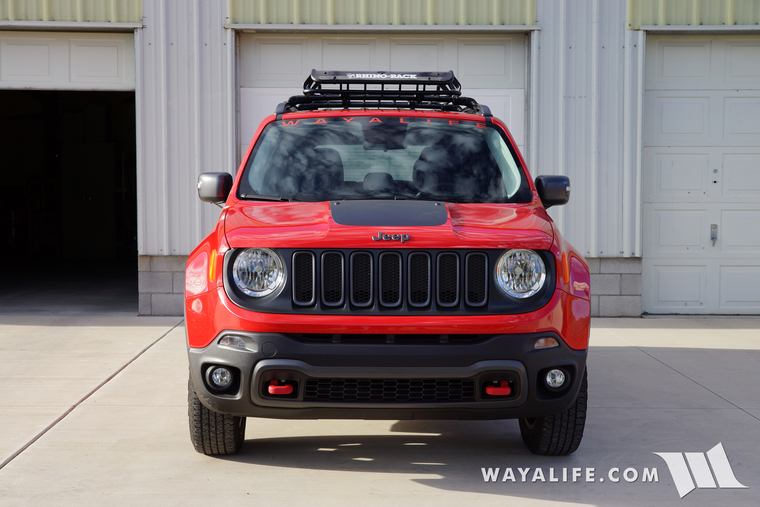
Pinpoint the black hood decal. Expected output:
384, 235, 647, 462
330, 200, 448, 227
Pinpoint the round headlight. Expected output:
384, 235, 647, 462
495, 249, 546, 299
233, 248, 284, 297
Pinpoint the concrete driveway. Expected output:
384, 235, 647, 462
1, 312, 759, 506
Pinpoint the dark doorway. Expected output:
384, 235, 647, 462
0, 90, 137, 314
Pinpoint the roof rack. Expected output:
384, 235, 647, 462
275, 69, 492, 116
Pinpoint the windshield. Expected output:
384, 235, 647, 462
238, 115, 532, 203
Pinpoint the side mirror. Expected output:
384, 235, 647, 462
198, 173, 232, 204
535, 175, 570, 208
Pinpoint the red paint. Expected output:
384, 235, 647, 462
486, 381, 512, 396
268, 381, 294, 395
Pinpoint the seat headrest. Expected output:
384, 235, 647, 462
363, 172, 394, 192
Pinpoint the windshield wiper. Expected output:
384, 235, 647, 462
240, 194, 296, 202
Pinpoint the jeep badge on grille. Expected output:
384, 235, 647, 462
372, 232, 411, 243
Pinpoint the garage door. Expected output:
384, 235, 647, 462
238, 34, 526, 161
0, 31, 135, 90
642, 35, 760, 314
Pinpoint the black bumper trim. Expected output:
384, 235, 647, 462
251, 359, 527, 409
187, 330, 587, 420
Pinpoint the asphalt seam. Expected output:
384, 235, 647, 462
601, 325, 760, 424
0, 319, 184, 471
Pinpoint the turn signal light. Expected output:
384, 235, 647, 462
534, 337, 559, 350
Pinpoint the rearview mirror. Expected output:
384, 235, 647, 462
198, 173, 232, 204
535, 175, 570, 208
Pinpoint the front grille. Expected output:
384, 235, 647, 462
303, 378, 476, 403
288, 249, 493, 311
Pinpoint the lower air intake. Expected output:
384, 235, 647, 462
303, 378, 476, 403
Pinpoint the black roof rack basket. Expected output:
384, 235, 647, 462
275, 70, 491, 116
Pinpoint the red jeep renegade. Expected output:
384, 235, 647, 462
185, 71, 590, 457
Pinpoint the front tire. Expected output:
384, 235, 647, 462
519, 369, 587, 455
188, 376, 246, 455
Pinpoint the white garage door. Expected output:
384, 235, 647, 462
642, 35, 760, 314
238, 34, 526, 161
0, 31, 135, 90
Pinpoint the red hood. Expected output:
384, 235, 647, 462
224, 200, 555, 250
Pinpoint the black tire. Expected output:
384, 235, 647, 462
519, 369, 587, 455
188, 376, 246, 455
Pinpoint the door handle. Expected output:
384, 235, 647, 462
711, 224, 718, 247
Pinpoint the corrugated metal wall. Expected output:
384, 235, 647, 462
628, 0, 760, 29
1, 0, 142, 22
228, 0, 536, 26
137, 0, 233, 256
534, 0, 643, 257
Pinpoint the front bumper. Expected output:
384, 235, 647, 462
188, 330, 587, 420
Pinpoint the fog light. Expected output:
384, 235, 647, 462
210, 367, 232, 389
546, 369, 566, 388
219, 335, 246, 350
534, 337, 559, 350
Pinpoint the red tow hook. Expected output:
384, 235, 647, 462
485, 381, 511, 396
268, 380, 293, 395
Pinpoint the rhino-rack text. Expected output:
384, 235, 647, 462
346, 73, 418, 79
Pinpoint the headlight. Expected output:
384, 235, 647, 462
495, 249, 546, 299
232, 248, 284, 297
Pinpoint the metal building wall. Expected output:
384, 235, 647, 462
228, 0, 536, 26
628, 0, 760, 29
534, 0, 643, 258
1, 0, 142, 22
137, 0, 233, 256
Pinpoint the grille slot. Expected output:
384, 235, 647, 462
303, 378, 476, 403
465, 253, 488, 306
350, 252, 373, 307
379, 252, 402, 307
321, 252, 345, 306
292, 252, 315, 306
407, 252, 431, 307
437, 252, 460, 307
